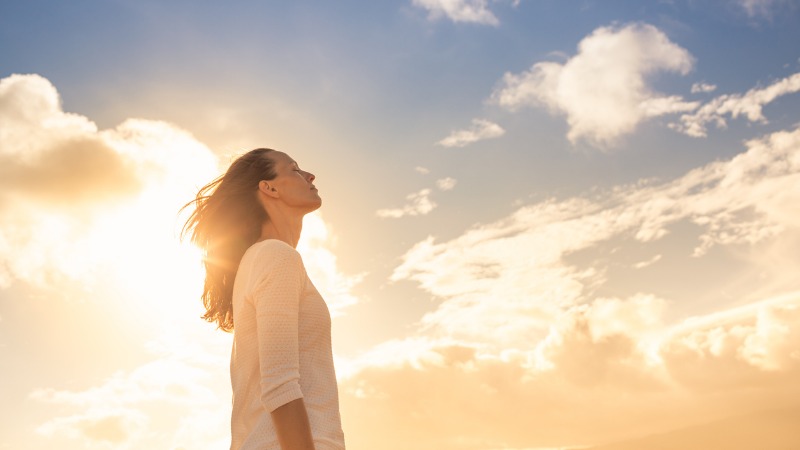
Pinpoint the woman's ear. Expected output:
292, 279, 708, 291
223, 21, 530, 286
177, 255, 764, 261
258, 180, 279, 198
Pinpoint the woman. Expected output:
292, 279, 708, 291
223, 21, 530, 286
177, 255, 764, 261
182, 148, 345, 450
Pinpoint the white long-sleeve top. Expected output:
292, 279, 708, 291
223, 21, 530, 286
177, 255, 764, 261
230, 239, 345, 450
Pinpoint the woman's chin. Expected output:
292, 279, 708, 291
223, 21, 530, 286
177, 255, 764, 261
307, 197, 322, 212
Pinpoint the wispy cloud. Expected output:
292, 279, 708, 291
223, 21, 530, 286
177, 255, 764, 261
376, 188, 437, 218
435, 177, 457, 191
491, 23, 696, 147
339, 125, 800, 448
691, 82, 717, 94
31, 330, 232, 450
35, 409, 149, 448
412, 0, 499, 25
393, 125, 800, 343
737, 0, 792, 18
671, 72, 800, 137
633, 254, 662, 269
437, 118, 505, 148
376, 177, 458, 218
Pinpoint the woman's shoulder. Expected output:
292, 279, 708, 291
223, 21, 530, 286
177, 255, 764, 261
245, 239, 302, 266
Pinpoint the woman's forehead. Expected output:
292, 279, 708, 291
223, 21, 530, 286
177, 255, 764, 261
270, 151, 296, 166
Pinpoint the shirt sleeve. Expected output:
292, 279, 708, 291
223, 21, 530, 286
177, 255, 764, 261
251, 242, 306, 412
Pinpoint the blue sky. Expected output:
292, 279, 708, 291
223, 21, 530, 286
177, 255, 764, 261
2, 1, 800, 449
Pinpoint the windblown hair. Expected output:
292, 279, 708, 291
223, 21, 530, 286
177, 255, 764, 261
181, 148, 277, 332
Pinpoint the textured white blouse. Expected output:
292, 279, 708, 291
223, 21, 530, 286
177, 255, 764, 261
230, 239, 345, 450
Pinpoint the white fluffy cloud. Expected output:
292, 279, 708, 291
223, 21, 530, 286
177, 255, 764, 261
491, 23, 696, 147
339, 125, 800, 448
672, 72, 800, 137
412, 0, 499, 25
487, 24, 800, 146
0, 74, 219, 288
437, 119, 505, 147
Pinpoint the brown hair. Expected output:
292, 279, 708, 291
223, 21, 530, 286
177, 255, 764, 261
181, 148, 276, 331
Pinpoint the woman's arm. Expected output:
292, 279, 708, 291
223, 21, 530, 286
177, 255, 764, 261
271, 397, 316, 450
251, 242, 315, 449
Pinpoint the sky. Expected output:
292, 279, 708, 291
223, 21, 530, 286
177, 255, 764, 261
1, 0, 800, 449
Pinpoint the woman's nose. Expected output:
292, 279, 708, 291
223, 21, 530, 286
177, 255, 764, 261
307, 172, 315, 182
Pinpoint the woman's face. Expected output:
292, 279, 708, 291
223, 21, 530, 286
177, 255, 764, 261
265, 151, 321, 212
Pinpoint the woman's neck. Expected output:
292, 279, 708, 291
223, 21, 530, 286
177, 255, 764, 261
259, 215, 304, 248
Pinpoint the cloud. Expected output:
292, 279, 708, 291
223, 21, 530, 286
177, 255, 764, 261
338, 125, 800, 448
691, 82, 717, 94
0, 74, 142, 204
2, 74, 362, 448
0, 73, 363, 317
671, 72, 800, 137
30, 330, 233, 450
737, 0, 792, 18
375, 178, 459, 218
339, 293, 800, 449
376, 188, 437, 218
633, 254, 662, 269
662, 292, 800, 383
437, 119, 505, 148
411, 0, 499, 25
435, 177, 457, 191
298, 213, 365, 316
375, 178, 457, 218
393, 125, 800, 343
0, 74, 219, 288
35, 409, 149, 448
415, 166, 430, 174
491, 23, 696, 147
